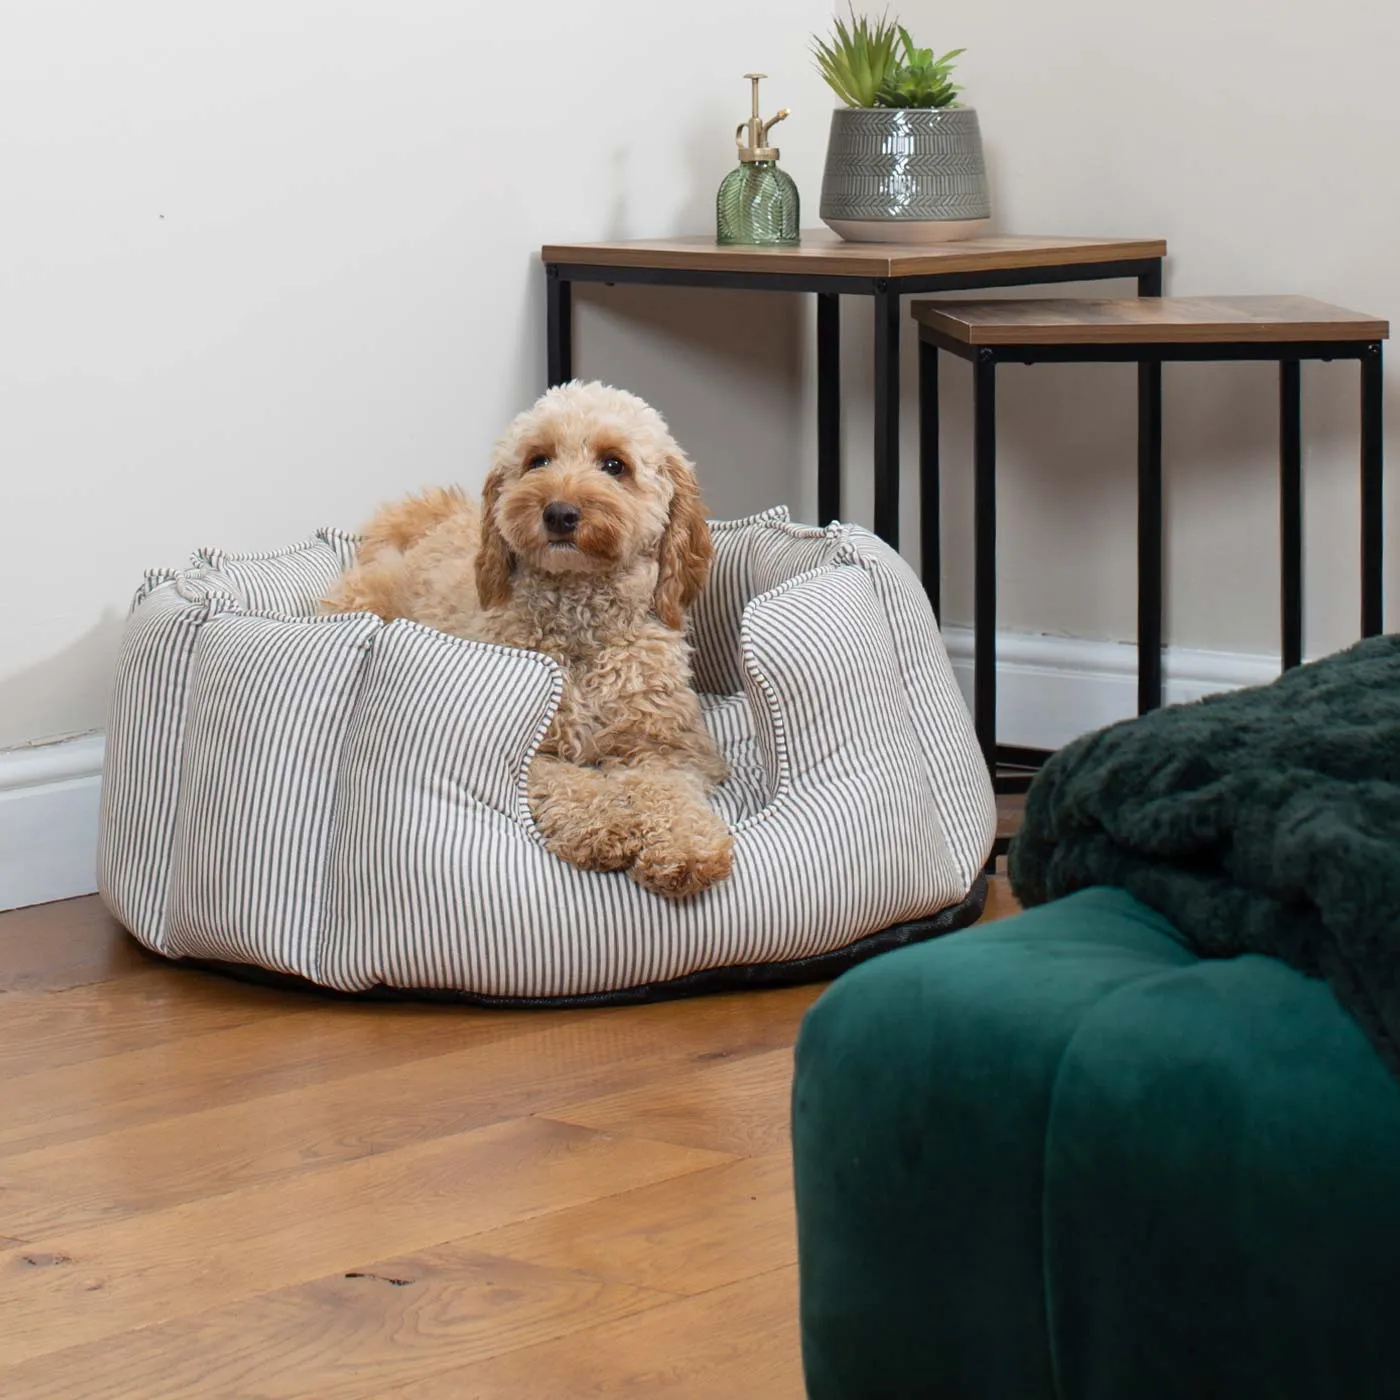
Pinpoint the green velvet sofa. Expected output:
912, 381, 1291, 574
792, 886, 1400, 1399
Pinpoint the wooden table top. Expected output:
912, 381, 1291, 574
912, 295, 1390, 345
541, 231, 1166, 279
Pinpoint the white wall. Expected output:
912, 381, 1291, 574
4, 0, 1398, 754
0, 0, 830, 750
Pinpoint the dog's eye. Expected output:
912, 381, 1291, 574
599, 456, 626, 477
526, 454, 550, 471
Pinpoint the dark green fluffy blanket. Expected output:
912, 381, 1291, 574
1010, 634, 1400, 1078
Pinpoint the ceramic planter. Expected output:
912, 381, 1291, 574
819, 106, 991, 243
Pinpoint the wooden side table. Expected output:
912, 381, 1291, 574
912, 295, 1389, 791
540, 233, 1166, 548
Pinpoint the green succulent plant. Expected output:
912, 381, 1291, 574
879, 28, 963, 108
811, 9, 902, 109
811, 9, 965, 110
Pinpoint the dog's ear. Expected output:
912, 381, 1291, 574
653, 453, 712, 631
475, 466, 514, 609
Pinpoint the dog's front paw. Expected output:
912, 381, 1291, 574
529, 759, 644, 873
545, 822, 643, 873
629, 828, 734, 900
534, 798, 642, 872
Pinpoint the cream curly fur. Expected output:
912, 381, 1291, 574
323, 382, 733, 899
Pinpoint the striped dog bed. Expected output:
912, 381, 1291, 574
99, 506, 995, 1003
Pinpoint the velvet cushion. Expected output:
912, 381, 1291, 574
792, 887, 1400, 1400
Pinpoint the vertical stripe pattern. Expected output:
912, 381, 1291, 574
164, 611, 381, 976
841, 527, 998, 890
320, 622, 563, 991
98, 590, 228, 950
100, 509, 994, 997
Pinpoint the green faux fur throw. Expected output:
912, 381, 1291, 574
1010, 634, 1400, 1079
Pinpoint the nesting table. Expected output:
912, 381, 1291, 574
540, 233, 1166, 547
913, 295, 1389, 788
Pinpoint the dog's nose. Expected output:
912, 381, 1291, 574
543, 502, 581, 536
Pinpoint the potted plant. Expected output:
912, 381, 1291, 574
813, 10, 990, 242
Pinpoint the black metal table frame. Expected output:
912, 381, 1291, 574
544, 257, 1166, 550
916, 324, 1386, 794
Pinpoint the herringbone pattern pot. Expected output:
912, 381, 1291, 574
820, 106, 991, 243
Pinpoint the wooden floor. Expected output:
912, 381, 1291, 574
0, 844, 1020, 1397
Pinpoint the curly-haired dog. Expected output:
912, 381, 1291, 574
324, 381, 734, 899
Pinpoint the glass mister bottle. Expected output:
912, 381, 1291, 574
717, 73, 799, 246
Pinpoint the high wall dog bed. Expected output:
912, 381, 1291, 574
99, 506, 996, 1003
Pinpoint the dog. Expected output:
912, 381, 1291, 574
323, 381, 734, 899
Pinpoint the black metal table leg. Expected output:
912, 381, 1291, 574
546, 268, 573, 388
1136, 261, 1164, 712
1362, 341, 1385, 637
1280, 359, 1303, 668
1137, 357, 1164, 712
817, 293, 841, 525
973, 348, 997, 776
919, 339, 940, 618
873, 283, 901, 547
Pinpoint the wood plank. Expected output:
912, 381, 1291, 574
982, 873, 1021, 922
0, 1246, 675, 1400
0, 1004, 804, 1237
0, 970, 307, 1079
542, 230, 1166, 279
466, 1152, 796, 1296
0, 897, 146, 997
0, 977, 817, 1161
0, 999, 534, 1159
0, 1116, 728, 1369
376, 1266, 804, 1399
547, 1045, 797, 1157
912, 295, 1390, 345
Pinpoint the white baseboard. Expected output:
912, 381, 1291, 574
940, 627, 1282, 752
0, 733, 104, 912
0, 633, 1279, 911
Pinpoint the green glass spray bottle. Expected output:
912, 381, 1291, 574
716, 73, 799, 246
